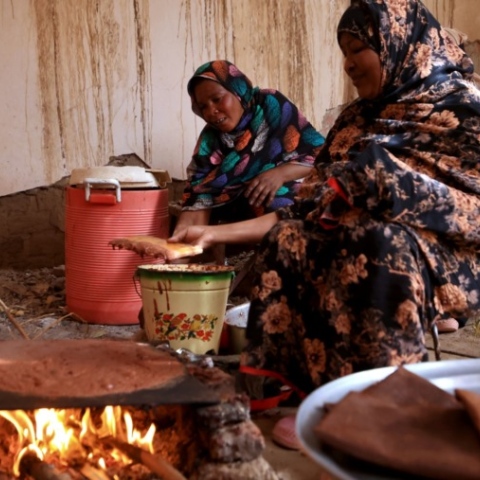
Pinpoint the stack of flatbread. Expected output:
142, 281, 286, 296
109, 235, 203, 262
314, 367, 480, 480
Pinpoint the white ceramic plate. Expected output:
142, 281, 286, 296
296, 358, 480, 480
224, 302, 250, 328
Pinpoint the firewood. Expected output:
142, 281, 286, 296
79, 464, 110, 480
103, 437, 186, 480
0, 473, 16, 480
65, 469, 86, 480
19, 452, 72, 480
32, 313, 75, 340
0, 298, 29, 340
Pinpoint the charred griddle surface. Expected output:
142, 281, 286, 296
0, 339, 220, 409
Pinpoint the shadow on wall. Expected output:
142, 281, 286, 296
466, 40, 480, 73
0, 177, 187, 270
3, 35, 480, 271
0, 181, 67, 269
0, 152, 186, 270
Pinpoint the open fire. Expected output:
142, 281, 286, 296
0, 339, 279, 480
0, 405, 175, 479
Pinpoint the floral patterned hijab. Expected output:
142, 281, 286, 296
312, 0, 480, 195
336, 2, 380, 54
182, 60, 324, 213
285, 0, 480, 322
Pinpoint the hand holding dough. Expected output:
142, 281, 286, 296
109, 235, 203, 261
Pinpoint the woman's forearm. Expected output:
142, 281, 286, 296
170, 211, 280, 249
277, 163, 313, 182
174, 209, 211, 233
208, 212, 279, 244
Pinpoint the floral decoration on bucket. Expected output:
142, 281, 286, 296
153, 300, 217, 342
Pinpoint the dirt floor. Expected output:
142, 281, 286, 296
2, 262, 478, 480
0, 265, 139, 341
0, 261, 328, 480
0, 251, 254, 343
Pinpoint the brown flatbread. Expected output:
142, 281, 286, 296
456, 388, 480, 435
363, 366, 460, 408
109, 235, 203, 261
314, 368, 480, 480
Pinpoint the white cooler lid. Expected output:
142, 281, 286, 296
69, 166, 171, 189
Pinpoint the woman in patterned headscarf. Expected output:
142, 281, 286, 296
171, 0, 480, 399
174, 60, 325, 234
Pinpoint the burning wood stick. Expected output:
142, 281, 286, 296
19, 452, 73, 480
79, 464, 110, 480
0, 474, 16, 480
104, 438, 187, 480
0, 298, 30, 340
65, 468, 88, 480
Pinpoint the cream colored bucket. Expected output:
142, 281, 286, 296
136, 264, 235, 355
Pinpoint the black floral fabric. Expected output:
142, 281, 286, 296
240, 0, 480, 395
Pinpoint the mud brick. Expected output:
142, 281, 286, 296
208, 419, 265, 463
195, 393, 250, 429
190, 456, 279, 480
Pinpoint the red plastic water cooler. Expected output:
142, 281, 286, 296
65, 167, 170, 325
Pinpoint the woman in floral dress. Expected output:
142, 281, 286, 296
171, 0, 480, 396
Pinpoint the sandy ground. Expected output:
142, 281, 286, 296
0, 266, 142, 342
2, 265, 478, 480
0, 260, 251, 342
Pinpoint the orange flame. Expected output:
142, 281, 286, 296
0, 406, 156, 476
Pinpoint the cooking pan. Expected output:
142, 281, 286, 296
0, 374, 219, 410
0, 340, 220, 410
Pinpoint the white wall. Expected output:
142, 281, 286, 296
0, 0, 350, 196
0, 0, 478, 197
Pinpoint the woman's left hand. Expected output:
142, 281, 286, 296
244, 169, 285, 207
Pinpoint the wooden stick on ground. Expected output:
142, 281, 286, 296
22, 313, 57, 324
33, 313, 76, 340
104, 438, 187, 480
0, 298, 30, 340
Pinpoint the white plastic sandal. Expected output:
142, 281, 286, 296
272, 414, 300, 450
436, 317, 459, 333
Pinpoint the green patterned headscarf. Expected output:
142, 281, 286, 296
182, 60, 325, 213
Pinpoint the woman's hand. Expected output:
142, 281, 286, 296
172, 209, 211, 237
170, 213, 279, 248
244, 169, 285, 207
244, 164, 313, 207
168, 225, 216, 250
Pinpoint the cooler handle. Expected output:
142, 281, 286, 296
84, 178, 122, 203
133, 273, 142, 298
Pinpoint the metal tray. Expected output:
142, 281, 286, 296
296, 358, 480, 480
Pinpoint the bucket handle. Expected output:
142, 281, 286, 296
84, 178, 122, 203
133, 274, 142, 298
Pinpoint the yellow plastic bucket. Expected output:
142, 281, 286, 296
136, 264, 235, 355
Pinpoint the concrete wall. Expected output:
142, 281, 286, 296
1, 0, 479, 268
0, 184, 66, 268
0, 0, 350, 198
